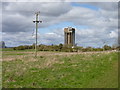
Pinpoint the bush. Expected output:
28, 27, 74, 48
13, 44, 116, 52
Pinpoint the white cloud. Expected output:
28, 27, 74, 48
109, 30, 118, 38
2, 2, 118, 47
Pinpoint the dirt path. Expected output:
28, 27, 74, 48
1, 50, 118, 61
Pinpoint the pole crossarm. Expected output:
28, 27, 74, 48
33, 21, 42, 23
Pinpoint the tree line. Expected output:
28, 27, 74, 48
13, 43, 119, 52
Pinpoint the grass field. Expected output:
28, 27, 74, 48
1, 49, 118, 88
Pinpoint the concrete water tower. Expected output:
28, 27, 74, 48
64, 27, 75, 47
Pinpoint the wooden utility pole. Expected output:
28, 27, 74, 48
33, 11, 42, 57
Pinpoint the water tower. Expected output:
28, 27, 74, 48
64, 27, 75, 47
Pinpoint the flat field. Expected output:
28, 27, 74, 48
1, 49, 118, 88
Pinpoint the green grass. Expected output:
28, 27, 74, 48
2, 48, 35, 52
2, 51, 118, 88
2, 51, 29, 58
3, 53, 28, 56
2, 48, 14, 51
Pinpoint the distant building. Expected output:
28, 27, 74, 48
64, 27, 75, 46
0, 41, 6, 48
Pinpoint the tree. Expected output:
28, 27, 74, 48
103, 45, 112, 50
59, 43, 63, 51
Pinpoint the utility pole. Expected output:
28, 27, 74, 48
33, 11, 42, 57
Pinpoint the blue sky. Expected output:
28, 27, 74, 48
71, 2, 99, 11
39, 22, 89, 34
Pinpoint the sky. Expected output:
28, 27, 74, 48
1, 1, 118, 48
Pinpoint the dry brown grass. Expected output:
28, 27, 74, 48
2, 50, 117, 61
